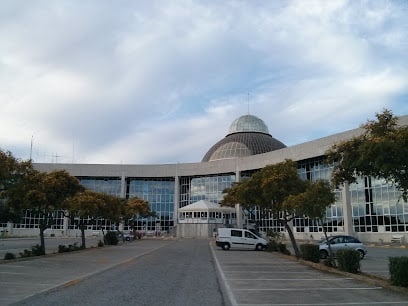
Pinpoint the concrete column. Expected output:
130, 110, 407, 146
342, 181, 354, 236
6, 222, 13, 236
120, 171, 126, 198
235, 160, 243, 228
173, 174, 179, 236
63, 212, 69, 236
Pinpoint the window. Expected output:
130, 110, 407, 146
245, 231, 256, 239
231, 230, 242, 237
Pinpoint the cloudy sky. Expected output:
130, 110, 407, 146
1, 0, 407, 165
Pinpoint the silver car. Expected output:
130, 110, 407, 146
319, 235, 367, 259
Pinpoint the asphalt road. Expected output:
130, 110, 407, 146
2, 239, 224, 306
361, 245, 408, 278
1, 238, 408, 306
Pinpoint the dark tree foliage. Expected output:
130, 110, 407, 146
3, 168, 84, 254
326, 109, 408, 201
222, 160, 307, 258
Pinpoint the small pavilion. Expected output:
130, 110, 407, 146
177, 200, 237, 238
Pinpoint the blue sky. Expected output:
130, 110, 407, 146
1, 0, 407, 164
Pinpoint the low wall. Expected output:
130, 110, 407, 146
1, 227, 103, 238
177, 223, 222, 238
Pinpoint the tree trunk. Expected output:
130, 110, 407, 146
319, 218, 336, 267
284, 221, 300, 258
39, 225, 46, 255
80, 225, 86, 249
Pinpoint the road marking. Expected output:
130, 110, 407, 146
0, 281, 55, 286
223, 271, 317, 273
227, 278, 353, 281
63, 279, 81, 287
237, 302, 408, 305
235, 287, 383, 291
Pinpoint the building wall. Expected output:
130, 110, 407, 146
5, 114, 406, 243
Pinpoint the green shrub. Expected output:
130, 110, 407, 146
104, 231, 119, 245
19, 249, 32, 258
59, 243, 82, 253
337, 249, 360, 273
278, 242, 290, 255
58, 244, 69, 253
4, 252, 16, 260
266, 230, 284, 242
31, 244, 45, 256
19, 244, 44, 258
300, 244, 320, 263
98, 240, 104, 247
266, 240, 279, 252
389, 257, 408, 287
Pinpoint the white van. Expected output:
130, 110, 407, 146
215, 228, 268, 251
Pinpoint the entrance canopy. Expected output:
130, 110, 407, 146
179, 200, 235, 213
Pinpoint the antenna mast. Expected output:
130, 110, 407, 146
29, 135, 33, 161
247, 92, 250, 114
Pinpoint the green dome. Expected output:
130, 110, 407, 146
228, 115, 269, 135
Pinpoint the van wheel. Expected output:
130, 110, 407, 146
256, 244, 264, 251
222, 243, 230, 250
358, 249, 365, 259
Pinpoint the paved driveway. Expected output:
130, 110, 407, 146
211, 245, 408, 306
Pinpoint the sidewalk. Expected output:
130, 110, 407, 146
0, 239, 172, 305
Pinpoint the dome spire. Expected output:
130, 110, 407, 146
247, 92, 250, 115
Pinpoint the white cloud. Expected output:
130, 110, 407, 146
1, 0, 407, 164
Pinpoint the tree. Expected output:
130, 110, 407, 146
286, 180, 336, 264
0, 149, 33, 223
222, 172, 264, 228
63, 190, 106, 248
4, 169, 84, 254
124, 197, 150, 235
259, 160, 308, 258
0, 149, 30, 187
326, 109, 408, 201
222, 160, 307, 258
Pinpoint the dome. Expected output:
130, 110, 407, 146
228, 114, 269, 134
202, 114, 286, 162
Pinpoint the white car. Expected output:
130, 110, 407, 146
122, 232, 134, 241
319, 235, 367, 259
216, 228, 268, 251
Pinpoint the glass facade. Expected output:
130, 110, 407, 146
254, 158, 342, 234
294, 158, 343, 234
255, 157, 406, 236
78, 177, 122, 197
179, 174, 236, 208
350, 177, 407, 233
126, 178, 175, 231
14, 210, 65, 230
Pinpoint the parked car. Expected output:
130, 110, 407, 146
216, 228, 268, 251
121, 232, 134, 241
319, 235, 367, 259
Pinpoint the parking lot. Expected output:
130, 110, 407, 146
211, 245, 408, 306
1, 238, 408, 305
